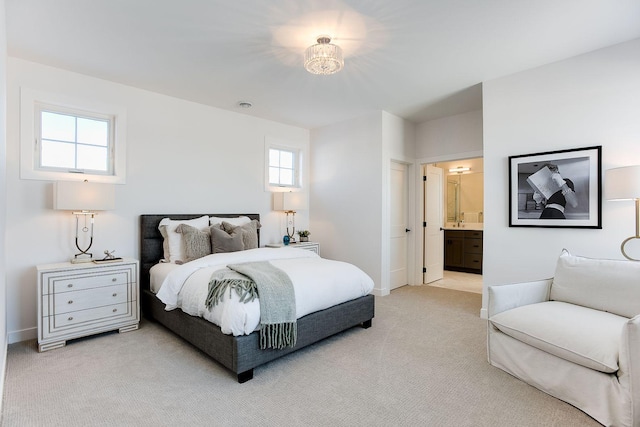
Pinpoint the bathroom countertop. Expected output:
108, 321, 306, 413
443, 223, 483, 231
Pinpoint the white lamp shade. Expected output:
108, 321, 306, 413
54, 181, 115, 211
273, 192, 308, 211
605, 166, 640, 201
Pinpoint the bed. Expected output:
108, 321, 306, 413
140, 214, 375, 383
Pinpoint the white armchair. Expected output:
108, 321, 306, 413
487, 250, 640, 427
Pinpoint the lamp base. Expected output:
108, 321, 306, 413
71, 254, 93, 264
621, 236, 640, 262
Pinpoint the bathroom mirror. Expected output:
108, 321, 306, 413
446, 172, 484, 224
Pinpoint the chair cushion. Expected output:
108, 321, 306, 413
489, 301, 628, 373
550, 249, 640, 318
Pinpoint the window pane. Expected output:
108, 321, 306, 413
280, 151, 293, 168
280, 169, 293, 185
269, 149, 280, 167
41, 140, 75, 168
41, 111, 75, 142
269, 167, 280, 184
77, 145, 108, 171
77, 117, 108, 147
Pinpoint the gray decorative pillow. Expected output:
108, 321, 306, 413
175, 224, 211, 263
221, 220, 261, 249
210, 226, 244, 254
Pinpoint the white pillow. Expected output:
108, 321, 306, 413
158, 216, 209, 263
209, 216, 251, 227
551, 249, 640, 318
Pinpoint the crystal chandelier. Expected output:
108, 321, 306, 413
304, 35, 344, 75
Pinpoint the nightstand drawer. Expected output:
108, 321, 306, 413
52, 302, 130, 329
52, 284, 128, 314
52, 271, 129, 294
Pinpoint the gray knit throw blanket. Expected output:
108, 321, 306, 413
205, 261, 297, 350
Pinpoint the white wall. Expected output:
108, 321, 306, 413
0, 0, 8, 406
6, 58, 309, 343
482, 38, 640, 314
310, 111, 415, 296
310, 112, 384, 292
416, 109, 483, 161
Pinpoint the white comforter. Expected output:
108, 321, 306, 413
155, 247, 374, 336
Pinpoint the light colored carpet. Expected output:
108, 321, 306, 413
2, 285, 598, 426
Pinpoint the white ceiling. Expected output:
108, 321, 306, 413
6, 0, 640, 129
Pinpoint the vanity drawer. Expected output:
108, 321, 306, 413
464, 253, 483, 270
464, 239, 483, 254
464, 230, 483, 239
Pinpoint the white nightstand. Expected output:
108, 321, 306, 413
291, 241, 320, 255
265, 241, 320, 255
37, 258, 139, 352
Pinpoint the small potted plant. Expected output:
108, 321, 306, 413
297, 230, 310, 242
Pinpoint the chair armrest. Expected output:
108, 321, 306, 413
487, 279, 552, 317
620, 315, 640, 426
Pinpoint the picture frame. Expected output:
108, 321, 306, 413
509, 146, 602, 228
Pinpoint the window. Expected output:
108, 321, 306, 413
20, 88, 127, 183
269, 147, 297, 187
264, 137, 308, 191
36, 104, 114, 175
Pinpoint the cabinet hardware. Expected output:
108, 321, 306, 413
113, 308, 117, 313
68, 317, 73, 321
67, 284, 73, 288
68, 300, 73, 304
112, 293, 117, 297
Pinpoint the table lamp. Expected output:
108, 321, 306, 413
54, 180, 115, 263
273, 191, 308, 243
605, 165, 640, 261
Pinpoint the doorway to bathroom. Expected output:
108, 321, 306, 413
423, 157, 484, 294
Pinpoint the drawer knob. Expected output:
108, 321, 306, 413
67, 284, 73, 288
112, 293, 117, 297
68, 316, 73, 321
112, 278, 117, 282
112, 308, 117, 313
68, 300, 73, 304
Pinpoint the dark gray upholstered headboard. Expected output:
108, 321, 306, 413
139, 214, 260, 291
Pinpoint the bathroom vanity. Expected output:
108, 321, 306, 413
444, 228, 483, 274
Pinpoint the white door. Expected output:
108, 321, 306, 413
390, 161, 409, 290
424, 164, 444, 283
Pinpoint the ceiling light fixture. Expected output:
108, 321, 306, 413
304, 35, 344, 75
449, 166, 470, 173
237, 101, 253, 109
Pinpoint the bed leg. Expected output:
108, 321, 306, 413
237, 369, 254, 383
361, 319, 372, 329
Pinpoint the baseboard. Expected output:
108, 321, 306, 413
371, 288, 390, 297
0, 332, 7, 417
8, 326, 37, 344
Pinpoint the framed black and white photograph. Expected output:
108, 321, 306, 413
509, 146, 602, 228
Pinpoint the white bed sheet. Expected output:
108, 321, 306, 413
154, 247, 374, 336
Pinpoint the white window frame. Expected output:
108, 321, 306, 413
264, 137, 308, 192
20, 87, 127, 184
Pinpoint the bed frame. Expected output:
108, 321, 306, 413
140, 214, 375, 383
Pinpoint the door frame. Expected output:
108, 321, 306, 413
413, 151, 483, 286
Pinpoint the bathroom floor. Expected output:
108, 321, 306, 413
428, 270, 483, 294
